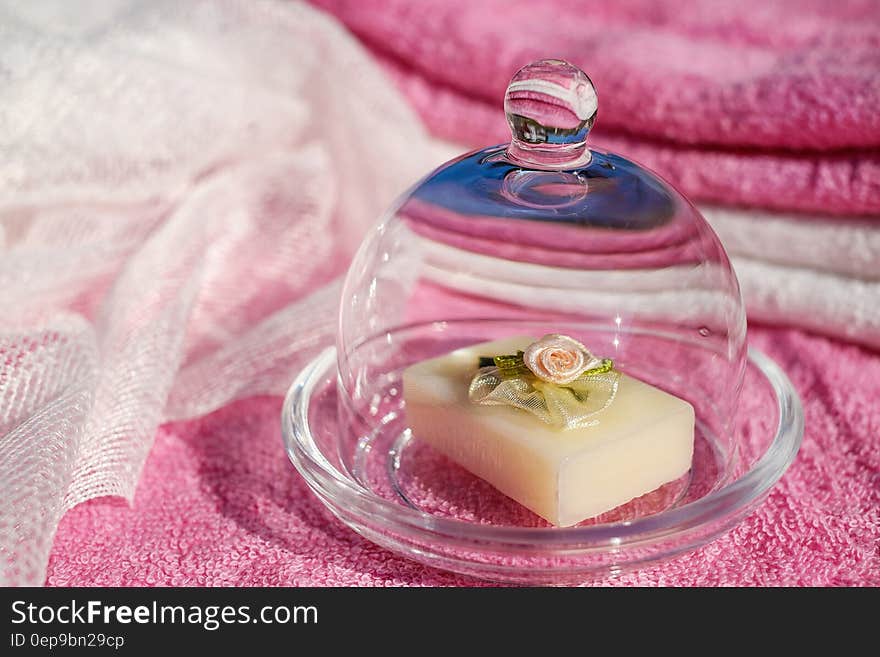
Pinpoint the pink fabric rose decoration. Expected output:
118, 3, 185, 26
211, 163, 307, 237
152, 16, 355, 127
523, 334, 598, 385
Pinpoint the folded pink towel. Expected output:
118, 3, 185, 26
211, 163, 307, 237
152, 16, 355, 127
45, 325, 880, 586
312, 0, 880, 215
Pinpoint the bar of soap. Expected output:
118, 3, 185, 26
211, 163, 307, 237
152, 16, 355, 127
403, 337, 695, 526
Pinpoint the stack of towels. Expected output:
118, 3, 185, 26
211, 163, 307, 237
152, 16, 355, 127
313, 0, 880, 348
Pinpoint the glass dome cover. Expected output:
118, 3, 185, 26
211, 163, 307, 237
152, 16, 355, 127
340, 59, 746, 447
283, 60, 801, 583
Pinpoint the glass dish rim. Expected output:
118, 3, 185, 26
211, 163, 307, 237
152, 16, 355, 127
282, 343, 803, 549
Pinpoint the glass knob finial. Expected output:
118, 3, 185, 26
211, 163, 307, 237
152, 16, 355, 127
504, 59, 597, 170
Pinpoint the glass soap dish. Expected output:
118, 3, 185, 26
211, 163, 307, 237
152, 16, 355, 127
281, 60, 803, 584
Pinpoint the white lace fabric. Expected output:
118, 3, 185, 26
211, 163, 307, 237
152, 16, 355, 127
0, 0, 434, 585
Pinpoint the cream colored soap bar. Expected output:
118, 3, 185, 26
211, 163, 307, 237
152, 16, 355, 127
403, 337, 695, 526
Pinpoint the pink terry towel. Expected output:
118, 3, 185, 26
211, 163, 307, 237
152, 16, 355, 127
311, 0, 880, 216
45, 326, 880, 586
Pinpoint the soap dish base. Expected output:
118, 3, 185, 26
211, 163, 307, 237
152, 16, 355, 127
283, 345, 802, 585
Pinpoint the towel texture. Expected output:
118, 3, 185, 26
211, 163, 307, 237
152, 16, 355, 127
707, 206, 880, 350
